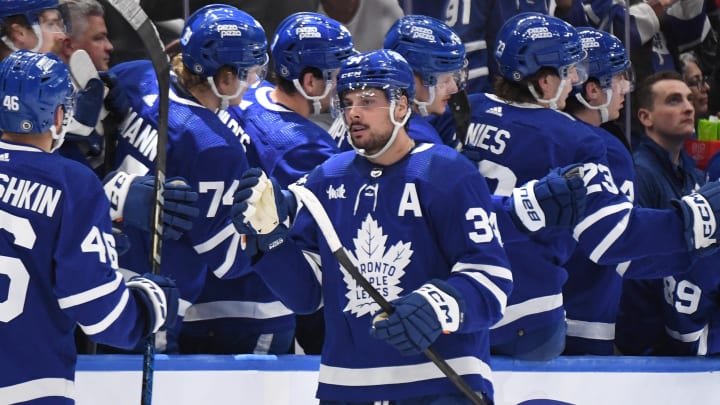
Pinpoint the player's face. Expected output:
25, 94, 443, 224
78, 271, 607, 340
683, 61, 709, 116
646, 80, 695, 138
415, 72, 458, 115
608, 73, 632, 120
70, 15, 113, 71
38, 9, 66, 54
341, 89, 396, 155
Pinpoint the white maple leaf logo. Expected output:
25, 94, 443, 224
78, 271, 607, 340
342, 213, 412, 317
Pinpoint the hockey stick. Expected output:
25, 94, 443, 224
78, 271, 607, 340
287, 184, 488, 405
102, 2, 170, 405
448, 89, 471, 147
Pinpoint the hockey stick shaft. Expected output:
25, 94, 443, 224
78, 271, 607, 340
103, 2, 170, 405
288, 185, 487, 405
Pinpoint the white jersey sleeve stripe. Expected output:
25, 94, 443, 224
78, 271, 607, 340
210, 227, 241, 278
0, 378, 75, 404
491, 293, 563, 329
302, 250, 323, 285
453, 262, 513, 281
194, 223, 236, 254
573, 201, 633, 240
588, 211, 631, 262
665, 325, 704, 343
566, 318, 615, 340
459, 272, 508, 313
78, 289, 130, 335
57, 272, 123, 309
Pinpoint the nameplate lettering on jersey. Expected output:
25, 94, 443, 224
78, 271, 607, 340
119, 109, 158, 162
0, 173, 62, 217
217, 109, 251, 150
465, 122, 510, 155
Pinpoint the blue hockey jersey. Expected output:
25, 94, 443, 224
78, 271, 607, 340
457, 93, 692, 346
253, 143, 512, 401
0, 140, 152, 403
106, 61, 254, 350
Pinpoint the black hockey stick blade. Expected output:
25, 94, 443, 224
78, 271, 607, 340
289, 184, 488, 405
448, 89, 472, 147
102, 2, 170, 405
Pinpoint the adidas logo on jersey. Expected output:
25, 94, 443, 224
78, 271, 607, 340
0, 153, 9, 162
485, 106, 503, 117
327, 184, 346, 200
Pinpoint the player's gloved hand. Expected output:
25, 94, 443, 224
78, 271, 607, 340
103, 171, 200, 240
100, 70, 131, 116
112, 227, 131, 256
369, 279, 465, 356
231, 168, 291, 252
509, 164, 587, 233
126, 273, 179, 335
63, 77, 105, 155
673, 181, 720, 251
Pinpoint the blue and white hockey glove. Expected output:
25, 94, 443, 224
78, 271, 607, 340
673, 181, 720, 251
509, 164, 587, 233
64, 77, 105, 155
369, 279, 465, 356
103, 171, 200, 240
231, 168, 293, 252
127, 273, 179, 336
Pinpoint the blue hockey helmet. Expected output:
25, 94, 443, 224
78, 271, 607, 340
180, 4, 268, 79
336, 49, 415, 105
383, 14, 466, 87
495, 12, 586, 82
271, 12, 355, 81
577, 27, 633, 90
0, 49, 73, 134
0, 0, 58, 23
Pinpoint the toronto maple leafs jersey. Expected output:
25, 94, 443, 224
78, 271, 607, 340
458, 93, 692, 346
106, 61, 253, 347
253, 143, 512, 401
0, 140, 151, 403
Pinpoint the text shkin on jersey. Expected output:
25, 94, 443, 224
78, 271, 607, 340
0, 173, 62, 217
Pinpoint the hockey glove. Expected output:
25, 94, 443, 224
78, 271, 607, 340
127, 273, 179, 336
103, 172, 200, 240
369, 279, 465, 356
231, 168, 291, 252
673, 181, 720, 251
509, 164, 587, 233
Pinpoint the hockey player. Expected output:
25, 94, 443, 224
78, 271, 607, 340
560, 28, 696, 355
235, 48, 508, 403
457, 12, 720, 360
383, 14, 466, 148
232, 47, 595, 403
103, 5, 268, 353
0, 0, 67, 60
0, 49, 178, 404
181, 11, 355, 356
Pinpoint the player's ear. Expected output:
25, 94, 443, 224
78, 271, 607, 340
637, 107, 652, 128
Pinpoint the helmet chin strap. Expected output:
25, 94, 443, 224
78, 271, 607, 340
293, 78, 333, 116
49, 124, 67, 153
208, 76, 247, 111
348, 101, 412, 160
575, 88, 613, 123
412, 85, 436, 117
528, 78, 570, 110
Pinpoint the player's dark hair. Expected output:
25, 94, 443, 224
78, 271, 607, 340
172, 53, 237, 93
493, 67, 557, 104
564, 78, 601, 115
635, 70, 684, 111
